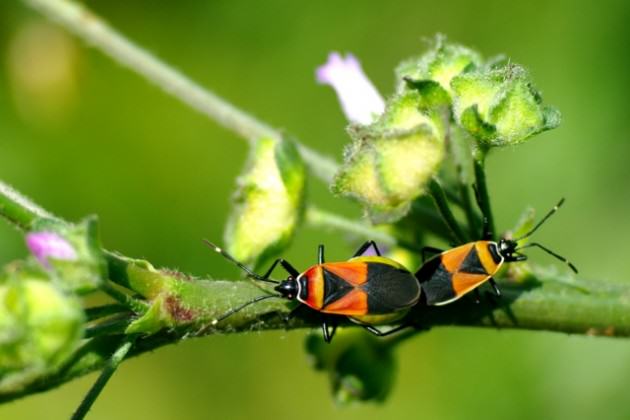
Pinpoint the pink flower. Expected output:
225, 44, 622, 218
316, 52, 385, 125
26, 231, 77, 268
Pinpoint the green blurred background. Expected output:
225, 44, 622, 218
1, 0, 630, 419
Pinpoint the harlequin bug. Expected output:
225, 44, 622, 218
416, 198, 578, 306
204, 240, 421, 342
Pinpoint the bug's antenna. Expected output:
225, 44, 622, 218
202, 239, 279, 284
515, 198, 565, 242
211, 294, 281, 325
517, 242, 578, 274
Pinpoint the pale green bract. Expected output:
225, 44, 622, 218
224, 136, 305, 270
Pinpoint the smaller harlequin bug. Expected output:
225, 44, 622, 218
204, 240, 421, 343
417, 198, 578, 306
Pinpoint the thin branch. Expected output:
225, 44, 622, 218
305, 206, 414, 249
22, 0, 339, 182
0, 182, 55, 230
473, 146, 495, 238
71, 336, 135, 420
428, 178, 468, 244
306, 206, 391, 241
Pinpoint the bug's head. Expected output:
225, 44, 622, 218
495, 198, 578, 273
497, 238, 520, 262
274, 277, 298, 300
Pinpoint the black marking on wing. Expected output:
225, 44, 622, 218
362, 263, 421, 314
415, 257, 456, 305
487, 242, 503, 264
459, 246, 487, 275
322, 268, 354, 307
298, 276, 309, 301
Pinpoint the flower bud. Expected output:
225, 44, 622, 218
224, 137, 305, 270
396, 37, 482, 97
451, 64, 561, 146
26, 232, 77, 267
27, 217, 107, 293
0, 273, 83, 393
332, 91, 445, 222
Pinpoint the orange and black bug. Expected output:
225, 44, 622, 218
416, 198, 578, 306
204, 240, 421, 342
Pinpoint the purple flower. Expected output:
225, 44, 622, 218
316, 52, 385, 125
26, 231, 77, 268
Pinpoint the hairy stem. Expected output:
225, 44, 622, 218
22, 0, 338, 182
71, 336, 135, 420
3, 270, 630, 404
0, 182, 54, 230
305, 206, 418, 250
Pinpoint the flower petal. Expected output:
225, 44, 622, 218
26, 232, 77, 268
316, 52, 385, 125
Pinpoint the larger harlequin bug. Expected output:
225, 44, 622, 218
416, 198, 578, 306
204, 240, 421, 342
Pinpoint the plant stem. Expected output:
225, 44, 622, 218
22, 0, 339, 183
70, 336, 135, 420
473, 145, 495, 239
305, 206, 417, 250
427, 178, 467, 244
0, 182, 54, 230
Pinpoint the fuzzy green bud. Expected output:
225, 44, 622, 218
332, 91, 445, 222
0, 270, 83, 394
224, 137, 305, 270
305, 330, 396, 404
451, 64, 561, 146
396, 37, 482, 97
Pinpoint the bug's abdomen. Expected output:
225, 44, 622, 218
417, 241, 503, 305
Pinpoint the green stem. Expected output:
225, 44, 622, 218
305, 206, 416, 250
70, 336, 135, 420
427, 178, 467, 244
4, 272, 630, 404
22, 0, 339, 183
0, 182, 54, 230
473, 145, 495, 238
85, 304, 129, 321
84, 316, 130, 338
459, 182, 479, 239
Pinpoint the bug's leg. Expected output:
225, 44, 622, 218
473, 288, 481, 304
318, 244, 325, 264
283, 304, 308, 323
488, 278, 501, 297
321, 317, 338, 343
260, 258, 300, 280
421, 246, 444, 263
353, 240, 381, 257
363, 324, 411, 337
